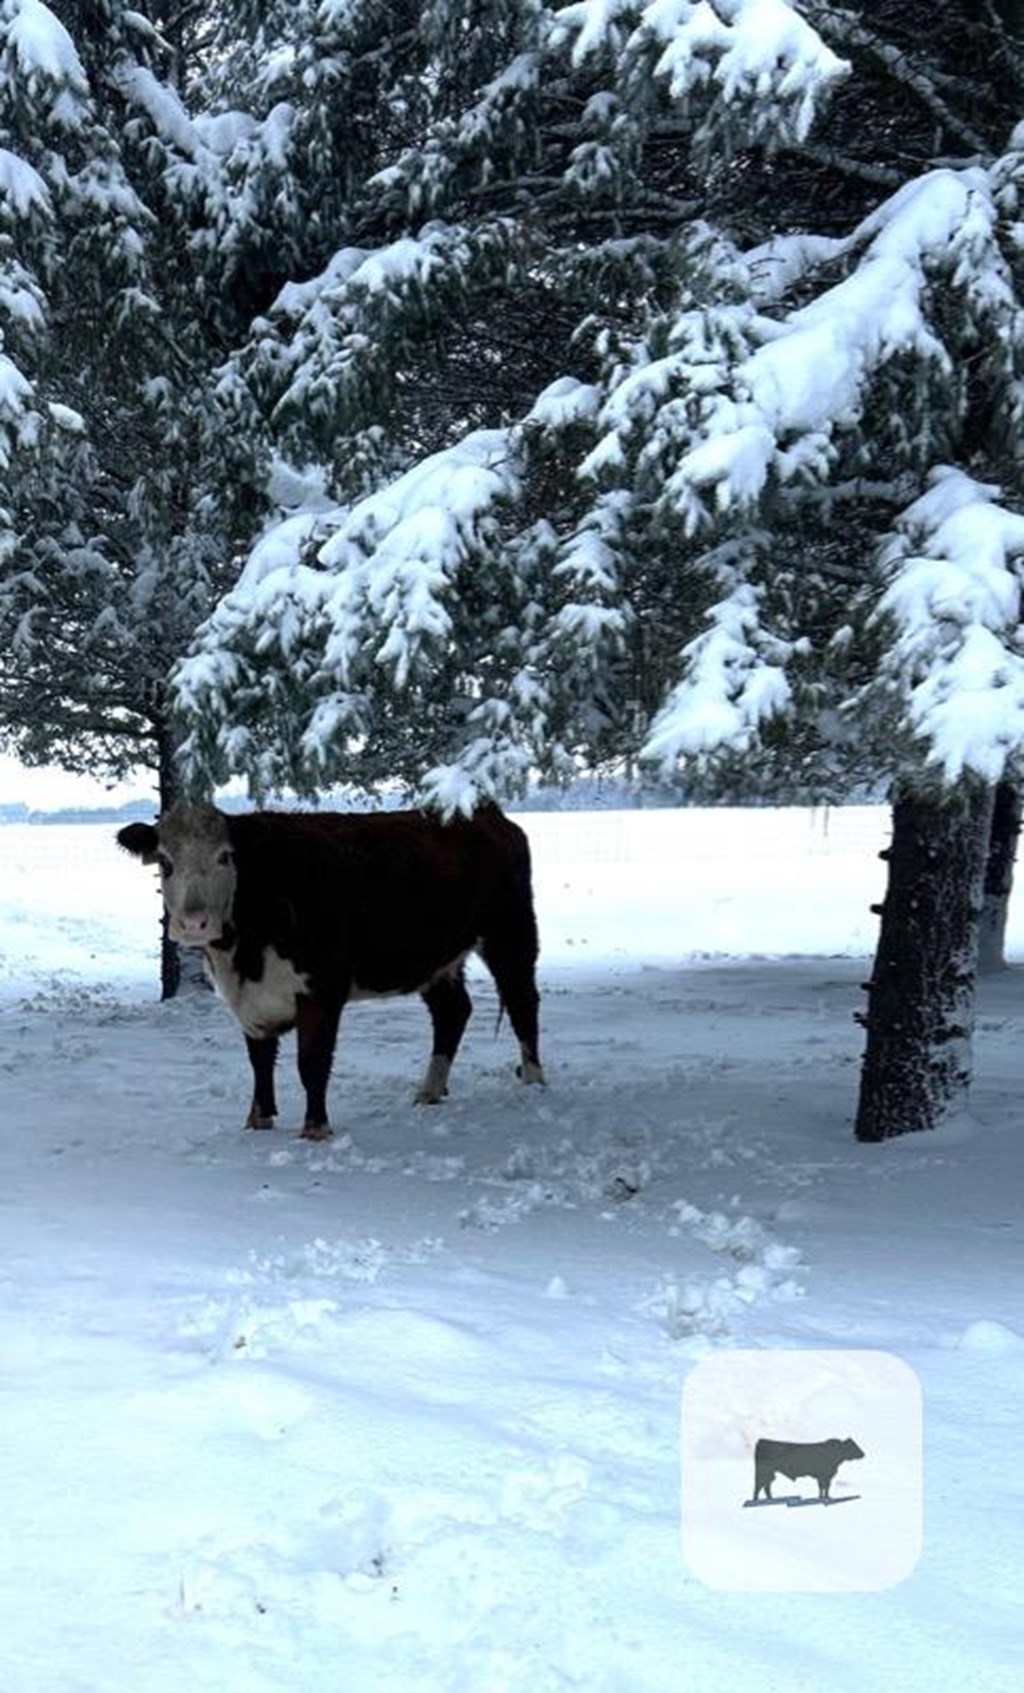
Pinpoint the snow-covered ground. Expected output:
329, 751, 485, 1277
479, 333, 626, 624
0, 808, 1020, 1693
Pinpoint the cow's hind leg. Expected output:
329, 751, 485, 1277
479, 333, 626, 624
417, 970, 472, 1103
295, 994, 343, 1140
479, 931, 544, 1085
245, 1034, 279, 1129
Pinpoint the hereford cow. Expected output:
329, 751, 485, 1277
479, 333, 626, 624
117, 801, 544, 1139
753, 1436, 864, 1502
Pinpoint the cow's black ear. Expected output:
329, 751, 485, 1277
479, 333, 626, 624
117, 822, 160, 863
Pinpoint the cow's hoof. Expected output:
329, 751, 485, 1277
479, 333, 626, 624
416, 1057, 451, 1104
246, 1112, 276, 1130
300, 1123, 333, 1141
516, 1061, 546, 1085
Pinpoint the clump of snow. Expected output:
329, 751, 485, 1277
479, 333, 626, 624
113, 62, 198, 155
271, 245, 370, 318
552, 0, 848, 149
46, 400, 84, 432
643, 580, 791, 766
954, 1319, 1022, 1354
648, 1199, 804, 1336
0, 352, 34, 458
0, 145, 51, 218
874, 466, 1024, 784
192, 108, 260, 157
5, 0, 87, 90
650, 0, 849, 142
523, 375, 602, 431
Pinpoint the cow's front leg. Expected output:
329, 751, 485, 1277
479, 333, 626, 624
295, 993, 343, 1140
245, 1034, 279, 1129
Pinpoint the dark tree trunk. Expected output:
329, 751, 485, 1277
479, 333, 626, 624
156, 724, 181, 1001
977, 779, 1021, 973
159, 907, 181, 1002
855, 782, 994, 1142
154, 720, 209, 1001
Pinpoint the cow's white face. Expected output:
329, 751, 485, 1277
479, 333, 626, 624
130, 802, 238, 946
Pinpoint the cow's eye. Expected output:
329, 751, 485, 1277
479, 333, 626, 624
157, 852, 173, 877
217, 849, 234, 867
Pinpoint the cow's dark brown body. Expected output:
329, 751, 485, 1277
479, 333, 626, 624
117, 802, 544, 1137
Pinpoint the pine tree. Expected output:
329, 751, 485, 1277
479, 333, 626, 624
0, 2, 254, 796
167, 1, 849, 801
0, 0, 269, 992
171, 4, 1024, 810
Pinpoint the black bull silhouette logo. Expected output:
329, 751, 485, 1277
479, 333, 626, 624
751, 1436, 864, 1504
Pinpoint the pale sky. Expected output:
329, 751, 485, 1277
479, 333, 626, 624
0, 754, 152, 810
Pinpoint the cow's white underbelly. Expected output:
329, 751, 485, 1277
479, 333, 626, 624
205, 944, 470, 1035
205, 944, 310, 1039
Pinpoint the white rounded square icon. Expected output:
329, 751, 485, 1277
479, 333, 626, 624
681, 1349, 922, 1590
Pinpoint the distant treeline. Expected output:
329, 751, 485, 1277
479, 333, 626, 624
0, 777, 891, 825
0, 779, 693, 825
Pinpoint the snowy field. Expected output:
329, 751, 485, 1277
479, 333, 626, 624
0, 807, 1021, 1692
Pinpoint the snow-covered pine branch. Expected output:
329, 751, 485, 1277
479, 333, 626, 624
633, 159, 1020, 784
614, 169, 1008, 532
176, 431, 531, 801
229, 220, 523, 469
861, 468, 1024, 787
550, 0, 849, 158
369, 1, 849, 225
0, 3, 84, 480
642, 558, 793, 769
